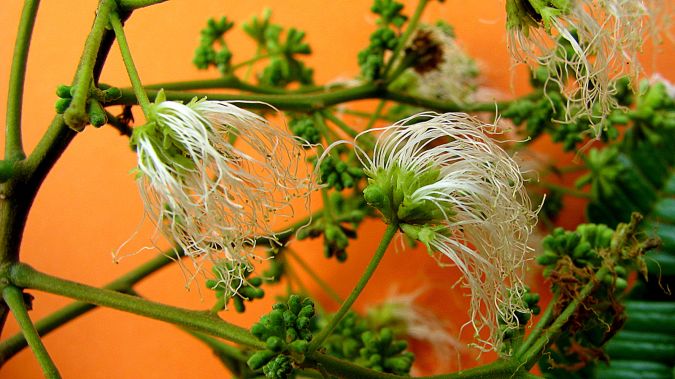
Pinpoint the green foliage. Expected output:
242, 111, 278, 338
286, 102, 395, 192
358, 0, 407, 80
537, 216, 660, 377
207, 264, 265, 313
248, 295, 315, 378
297, 193, 369, 262
193, 17, 234, 74
371, 0, 407, 27
318, 155, 364, 191
243, 10, 313, 88
289, 116, 321, 145
320, 311, 414, 375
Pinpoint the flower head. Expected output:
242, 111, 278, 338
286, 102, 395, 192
409, 24, 480, 104
506, 0, 667, 134
128, 95, 312, 291
357, 112, 537, 350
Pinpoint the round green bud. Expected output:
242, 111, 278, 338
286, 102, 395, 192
246, 350, 275, 370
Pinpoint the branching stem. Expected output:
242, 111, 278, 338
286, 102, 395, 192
5, 0, 41, 161
109, 11, 151, 116
2, 286, 61, 378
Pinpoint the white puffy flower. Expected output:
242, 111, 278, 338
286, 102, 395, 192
128, 96, 312, 290
356, 112, 537, 350
506, 0, 668, 134
411, 25, 480, 104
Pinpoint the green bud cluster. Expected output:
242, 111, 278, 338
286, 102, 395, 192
538, 224, 615, 277
296, 194, 368, 262
321, 312, 414, 375
357, 0, 407, 80
575, 146, 625, 200
289, 116, 320, 145
239, 9, 313, 88
363, 164, 452, 225
625, 80, 675, 146
55, 84, 121, 129
538, 215, 660, 374
319, 155, 364, 191
247, 295, 315, 378
193, 17, 234, 75
505, 75, 630, 151
258, 28, 313, 88
206, 263, 265, 313
358, 329, 414, 374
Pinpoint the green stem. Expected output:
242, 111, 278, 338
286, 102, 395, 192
117, 0, 167, 11
232, 52, 272, 71
109, 11, 151, 115
112, 84, 533, 115
137, 77, 327, 95
0, 250, 181, 364
308, 223, 398, 352
322, 111, 359, 138
515, 294, 557, 357
367, 100, 387, 129
520, 267, 609, 369
5, 0, 41, 161
313, 111, 335, 145
63, 0, 116, 131
144, 76, 286, 94
310, 353, 519, 379
0, 7, 122, 337
286, 249, 343, 304
2, 286, 61, 378
8, 264, 264, 349
112, 82, 383, 110
382, 0, 429, 79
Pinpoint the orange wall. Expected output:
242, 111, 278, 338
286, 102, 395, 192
0, 1, 673, 378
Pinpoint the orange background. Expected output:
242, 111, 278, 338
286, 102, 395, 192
0, 1, 672, 378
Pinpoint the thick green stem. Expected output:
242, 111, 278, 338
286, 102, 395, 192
367, 99, 387, 129
109, 11, 151, 115
137, 77, 327, 95
308, 223, 398, 352
8, 264, 264, 349
382, 0, 429, 79
63, 0, 116, 131
322, 111, 359, 138
516, 294, 557, 357
117, 0, 167, 11
310, 353, 519, 379
0, 251, 179, 364
2, 286, 61, 378
112, 84, 531, 115
0, 7, 123, 337
286, 249, 343, 304
5, 0, 41, 161
520, 267, 609, 369
112, 82, 383, 110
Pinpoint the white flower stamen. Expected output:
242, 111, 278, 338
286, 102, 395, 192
357, 112, 537, 350
128, 99, 313, 293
